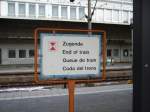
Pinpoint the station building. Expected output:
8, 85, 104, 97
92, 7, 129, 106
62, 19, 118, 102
0, 0, 133, 65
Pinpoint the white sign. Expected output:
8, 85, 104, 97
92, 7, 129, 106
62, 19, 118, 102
40, 34, 101, 79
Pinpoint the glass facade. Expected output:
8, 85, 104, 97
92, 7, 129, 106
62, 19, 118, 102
70, 6, 76, 20
29, 4, 35, 17
8, 3, 15, 16
79, 7, 85, 20
4, 1, 132, 24
112, 10, 119, 22
39, 4, 45, 17
19, 3, 26, 17
52, 5, 58, 18
61, 6, 67, 19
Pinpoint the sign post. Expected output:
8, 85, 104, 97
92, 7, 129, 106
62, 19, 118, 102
68, 80, 75, 112
34, 28, 106, 112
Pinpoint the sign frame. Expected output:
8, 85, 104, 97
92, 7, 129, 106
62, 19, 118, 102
40, 33, 101, 79
34, 28, 106, 84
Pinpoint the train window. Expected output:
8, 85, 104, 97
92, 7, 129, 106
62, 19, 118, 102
29, 49, 34, 58
113, 49, 119, 57
107, 49, 112, 57
19, 50, 26, 58
8, 50, 16, 58
123, 49, 129, 57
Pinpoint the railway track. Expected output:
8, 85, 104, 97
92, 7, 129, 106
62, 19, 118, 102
0, 68, 132, 87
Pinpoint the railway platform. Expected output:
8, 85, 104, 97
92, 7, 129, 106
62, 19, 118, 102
0, 84, 132, 100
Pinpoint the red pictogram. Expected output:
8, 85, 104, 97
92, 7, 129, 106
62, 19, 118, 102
49, 41, 57, 51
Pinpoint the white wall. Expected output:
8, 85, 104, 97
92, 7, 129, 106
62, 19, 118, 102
0, 43, 132, 65
0, 0, 133, 25
0, 1, 8, 17
107, 45, 132, 62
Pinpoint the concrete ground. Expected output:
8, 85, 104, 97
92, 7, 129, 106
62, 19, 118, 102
0, 84, 132, 112
0, 84, 132, 100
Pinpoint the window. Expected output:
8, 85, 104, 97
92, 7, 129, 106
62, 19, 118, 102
29, 49, 34, 58
52, 5, 58, 18
8, 50, 16, 58
129, 48, 132, 57
39, 5, 45, 17
8, 3, 15, 16
107, 49, 112, 57
97, 9, 104, 21
38, 49, 41, 58
29, 4, 35, 17
19, 3, 25, 17
61, 6, 67, 19
113, 49, 119, 57
122, 11, 128, 23
123, 49, 129, 57
112, 10, 119, 22
130, 12, 133, 23
104, 9, 112, 22
79, 7, 85, 20
19, 50, 26, 58
70, 6, 76, 20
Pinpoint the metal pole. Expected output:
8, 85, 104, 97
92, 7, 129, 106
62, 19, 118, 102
131, 24, 133, 64
68, 80, 75, 112
131, 23, 133, 81
88, 0, 92, 35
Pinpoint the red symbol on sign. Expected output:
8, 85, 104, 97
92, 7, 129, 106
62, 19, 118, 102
49, 41, 57, 51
